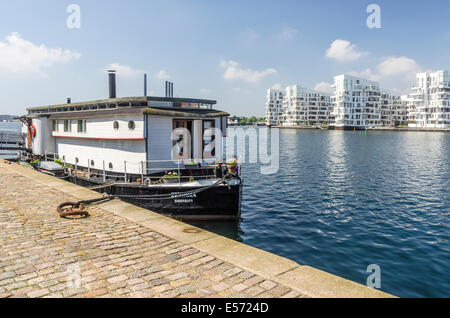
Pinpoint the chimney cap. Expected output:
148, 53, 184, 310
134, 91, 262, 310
107, 70, 116, 73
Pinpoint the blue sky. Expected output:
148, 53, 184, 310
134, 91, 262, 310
0, 0, 449, 116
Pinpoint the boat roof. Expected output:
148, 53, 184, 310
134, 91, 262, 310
26, 96, 218, 114
46, 107, 229, 119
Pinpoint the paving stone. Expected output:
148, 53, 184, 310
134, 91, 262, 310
107, 275, 128, 284
259, 280, 277, 290
212, 282, 230, 292
223, 267, 243, 277
232, 283, 249, 292
0, 272, 15, 280
27, 288, 49, 298
150, 277, 169, 287
178, 285, 196, 294
167, 272, 188, 281
281, 290, 301, 298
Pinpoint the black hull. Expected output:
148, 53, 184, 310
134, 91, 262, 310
332, 126, 366, 131
70, 176, 243, 221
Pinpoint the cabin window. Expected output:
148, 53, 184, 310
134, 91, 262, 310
77, 120, 86, 133
108, 163, 113, 170
63, 120, 71, 132
90, 160, 95, 167
113, 121, 119, 130
52, 120, 59, 132
75, 157, 79, 164
128, 121, 136, 130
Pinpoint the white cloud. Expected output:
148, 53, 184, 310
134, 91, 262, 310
376, 56, 421, 78
346, 56, 422, 84
0, 32, 80, 76
348, 68, 381, 81
278, 26, 298, 40
314, 82, 334, 94
106, 63, 144, 77
220, 60, 277, 83
156, 70, 170, 80
325, 39, 368, 62
271, 83, 283, 90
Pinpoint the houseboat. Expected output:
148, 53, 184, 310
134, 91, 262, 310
20, 71, 243, 221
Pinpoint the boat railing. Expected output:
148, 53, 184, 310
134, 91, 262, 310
42, 153, 241, 185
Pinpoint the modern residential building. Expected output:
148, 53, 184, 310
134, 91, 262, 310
331, 75, 381, 129
380, 92, 409, 126
265, 88, 284, 126
281, 85, 334, 126
265, 70, 449, 129
408, 70, 450, 128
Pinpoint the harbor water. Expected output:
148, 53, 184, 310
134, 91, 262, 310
191, 128, 450, 298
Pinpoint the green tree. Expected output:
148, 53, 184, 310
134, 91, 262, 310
248, 116, 258, 123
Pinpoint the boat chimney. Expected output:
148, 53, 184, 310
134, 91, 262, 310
144, 73, 147, 97
170, 82, 174, 97
67, 98, 71, 104
108, 70, 117, 99
165, 81, 168, 98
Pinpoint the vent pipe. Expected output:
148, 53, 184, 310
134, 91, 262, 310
108, 70, 116, 99
144, 74, 147, 97
165, 81, 174, 98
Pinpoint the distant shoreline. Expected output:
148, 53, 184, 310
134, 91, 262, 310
272, 125, 450, 132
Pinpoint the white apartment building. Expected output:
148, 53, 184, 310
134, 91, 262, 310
408, 70, 450, 128
265, 89, 284, 126
331, 75, 382, 129
281, 85, 334, 126
380, 92, 409, 126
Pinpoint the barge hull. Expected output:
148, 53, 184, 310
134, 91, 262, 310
70, 176, 243, 221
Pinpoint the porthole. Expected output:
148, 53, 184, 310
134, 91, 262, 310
90, 160, 95, 167
109, 163, 113, 170
113, 121, 119, 130
128, 120, 136, 130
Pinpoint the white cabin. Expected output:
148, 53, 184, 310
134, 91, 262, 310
25, 96, 229, 175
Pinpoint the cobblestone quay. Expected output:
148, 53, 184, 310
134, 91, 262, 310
0, 160, 393, 298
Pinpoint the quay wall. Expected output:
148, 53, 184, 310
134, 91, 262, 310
0, 160, 395, 298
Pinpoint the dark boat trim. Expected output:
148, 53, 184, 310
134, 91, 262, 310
68, 175, 243, 221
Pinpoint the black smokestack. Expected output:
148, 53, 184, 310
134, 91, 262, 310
67, 98, 71, 104
170, 82, 174, 97
144, 74, 147, 97
108, 70, 116, 99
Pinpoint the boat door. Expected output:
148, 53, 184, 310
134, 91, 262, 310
172, 119, 193, 160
